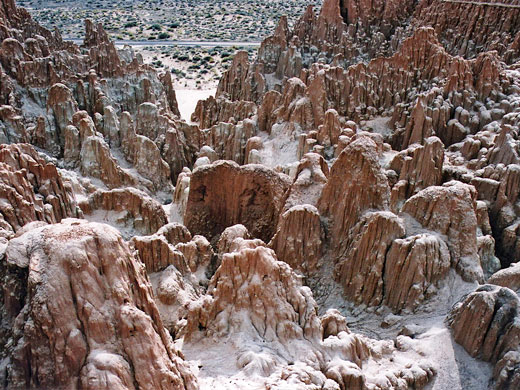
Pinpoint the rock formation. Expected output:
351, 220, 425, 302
401, 181, 483, 282
1, 0, 520, 388
0, 219, 197, 389
269, 204, 324, 275
184, 161, 291, 243
448, 285, 520, 389
79, 188, 167, 237
318, 135, 390, 262
0, 143, 79, 234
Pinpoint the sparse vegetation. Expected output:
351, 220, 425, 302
26, 0, 321, 89
27, 0, 322, 42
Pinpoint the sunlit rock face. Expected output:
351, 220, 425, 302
1, 0, 520, 388
0, 219, 197, 390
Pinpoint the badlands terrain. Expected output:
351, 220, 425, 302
24, 0, 322, 88
0, 0, 520, 389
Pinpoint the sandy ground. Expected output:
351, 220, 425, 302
176, 89, 216, 122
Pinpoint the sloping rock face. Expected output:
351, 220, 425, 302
401, 181, 483, 282
0, 143, 79, 234
389, 136, 444, 211
131, 223, 213, 276
0, 219, 197, 390
184, 161, 291, 243
448, 285, 520, 390
182, 236, 435, 389
412, 0, 520, 63
79, 188, 168, 237
318, 136, 391, 261
269, 204, 324, 275
187, 242, 322, 343
335, 211, 406, 307
384, 233, 451, 311
0, 0, 199, 199
1, 0, 520, 388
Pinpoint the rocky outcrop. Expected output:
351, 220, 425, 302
46, 83, 78, 155
192, 95, 256, 130
79, 188, 167, 237
83, 19, 123, 77
488, 263, 520, 292
341, 0, 416, 31
401, 181, 483, 282
215, 51, 254, 102
186, 241, 322, 343
199, 119, 256, 164
0, 143, 79, 234
413, 0, 520, 63
269, 204, 324, 275
389, 136, 444, 211
0, 0, 189, 198
132, 224, 213, 278
318, 136, 390, 261
448, 284, 520, 389
384, 233, 451, 311
283, 152, 329, 211
118, 111, 173, 192
1, 0, 520, 387
335, 211, 405, 306
184, 161, 291, 243
132, 233, 190, 275
0, 219, 197, 389
183, 234, 435, 388
80, 135, 138, 189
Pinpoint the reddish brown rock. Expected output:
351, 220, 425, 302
401, 181, 483, 282
448, 284, 520, 389
318, 136, 390, 261
389, 136, 444, 211
1, 219, 197, 390
184, 161, 291, 243
80, 134, 138, 189
269, 204, 324, 275
186, 241, 323, 344
488, 263, 520, 292
157, 222, 193, 246
384, 234, 451, 311
216, 51, 252, 102
118, 111, 173, 192
79, 188, 167, 237
0, 143, 79, 233
413, 0, 520, 63
192, 95, 256, 130
257, 16, 289, 74
132, 233, 190, 274
216, 224, 251, 255
317, 109, 343, 147
199, 119, 256, 164
341, 0, 416, 31
131, 223, 213, 278
83, 19, 122, 77
335, 211, 405, 307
